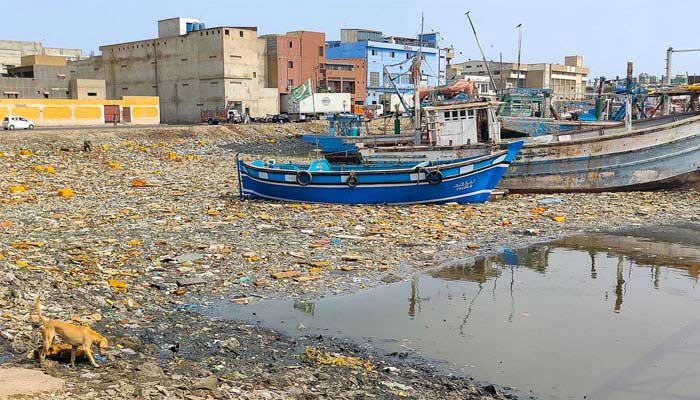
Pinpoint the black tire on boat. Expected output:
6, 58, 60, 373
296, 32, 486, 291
346, 173, 358, 188
427, 170, 443, 185
296, 170, 312, 186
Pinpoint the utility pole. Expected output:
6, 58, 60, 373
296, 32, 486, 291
465, 11, 497, 92
516, 24, 522, 89
665, 47, 700, 85
499, 52, 504, 91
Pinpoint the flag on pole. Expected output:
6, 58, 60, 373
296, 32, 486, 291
290, 78, 313, 103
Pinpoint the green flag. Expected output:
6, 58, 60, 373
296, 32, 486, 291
290, 79, 312, 103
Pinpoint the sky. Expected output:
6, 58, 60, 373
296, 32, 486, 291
5, 0, 700, 79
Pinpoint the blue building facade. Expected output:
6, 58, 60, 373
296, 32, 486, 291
326, 31, 441, 108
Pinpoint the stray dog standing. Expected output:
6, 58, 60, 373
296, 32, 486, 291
34, 297, 108, 368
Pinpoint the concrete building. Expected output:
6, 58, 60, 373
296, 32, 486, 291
74, 18, 278, 123
449, 56, 589, 100
0, 96, 159, 126
326, 29, 446, 108
0, 55, 102, 100
0, 40, 82, 75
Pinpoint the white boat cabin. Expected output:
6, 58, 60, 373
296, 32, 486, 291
422, 102, 501, 146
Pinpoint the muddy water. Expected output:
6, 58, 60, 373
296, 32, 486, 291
210, 225, 700, 400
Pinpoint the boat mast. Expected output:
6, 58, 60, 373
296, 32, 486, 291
413, 13, 424, 144
465, 11, 498, 92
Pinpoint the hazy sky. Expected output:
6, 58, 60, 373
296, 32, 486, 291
6, 0, 699, 79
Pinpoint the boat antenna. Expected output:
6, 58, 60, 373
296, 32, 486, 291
465, 11, 498, 92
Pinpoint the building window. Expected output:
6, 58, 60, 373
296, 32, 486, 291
209, 55, 217, 59
182, 83, 189, 87
369, 72, 379, 87
288, 61, 293, 68
371, 49, 377, 56
444, 111, 451, 120
253, 72, 257, 78
407, 53, 411, 59
390, 51, 395, 58
122, 87, 128, 91
460, 110, 466, 118
230, 54, 242, 59
225, 29, 230, 35
181, 58, 188, 61
87, 92, 97, 97
288, 79, 294, 89
468, 109, 474, 117
240, 31, 244, 38
319, 46, 324, 57
289, 41, 293, 48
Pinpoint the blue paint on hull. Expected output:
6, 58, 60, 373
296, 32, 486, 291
302, 135, 356, 154
239, 141, 524, 205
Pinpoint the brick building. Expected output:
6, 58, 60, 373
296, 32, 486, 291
262, 31, 326, 94
323, 58, 366, 109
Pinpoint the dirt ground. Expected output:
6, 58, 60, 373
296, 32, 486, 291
1, 123, 699, 399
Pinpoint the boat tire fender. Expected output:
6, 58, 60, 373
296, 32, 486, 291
346, 173, 359, 188
297, 170, 312, 186
427, 170, 443, 185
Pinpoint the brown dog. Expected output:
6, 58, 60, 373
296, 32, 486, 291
34, 297, 108, 368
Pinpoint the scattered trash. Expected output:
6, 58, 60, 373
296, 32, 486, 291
538, 197, 562, 205
305, 346, 374, 371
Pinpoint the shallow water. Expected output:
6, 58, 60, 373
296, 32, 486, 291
210, 225, 700, 400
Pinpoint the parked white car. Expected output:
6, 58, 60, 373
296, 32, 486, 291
3, 116, 35, 130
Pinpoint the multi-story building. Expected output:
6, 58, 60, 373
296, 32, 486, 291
449, 56, 589, 100
323, 58, 366, 108
73, 18, 278, 123
326, 29, 447, 108
262, 31, 326, 94
0, 40, 82, 75
262, 31, 367, 110
0, 55, 105, 100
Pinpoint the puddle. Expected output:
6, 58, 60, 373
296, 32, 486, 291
209, 225, 700, 400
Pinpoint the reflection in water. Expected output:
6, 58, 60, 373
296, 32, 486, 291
293, 301, 315, 316
589, 250, 597, 279
459, 283, 484, 335
216, 225, 700, 400
615, 255, 625, 313
429, 225, 700, 318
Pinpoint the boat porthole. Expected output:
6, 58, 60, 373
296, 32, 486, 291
427, 170, 443, 185
346, 173, 358, 188
297, 170, 312, 186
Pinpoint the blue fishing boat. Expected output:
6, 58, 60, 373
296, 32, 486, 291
302, 113, 414, 163
237, 141, 524, 205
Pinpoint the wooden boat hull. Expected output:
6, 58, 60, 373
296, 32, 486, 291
500, 116, 620, 137
358, 143, 493, 164
237, 141, 524, 205
301, 134, 415, 157
500, 114, 700, 193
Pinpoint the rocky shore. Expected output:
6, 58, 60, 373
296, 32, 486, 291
1, 123, 699, 399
